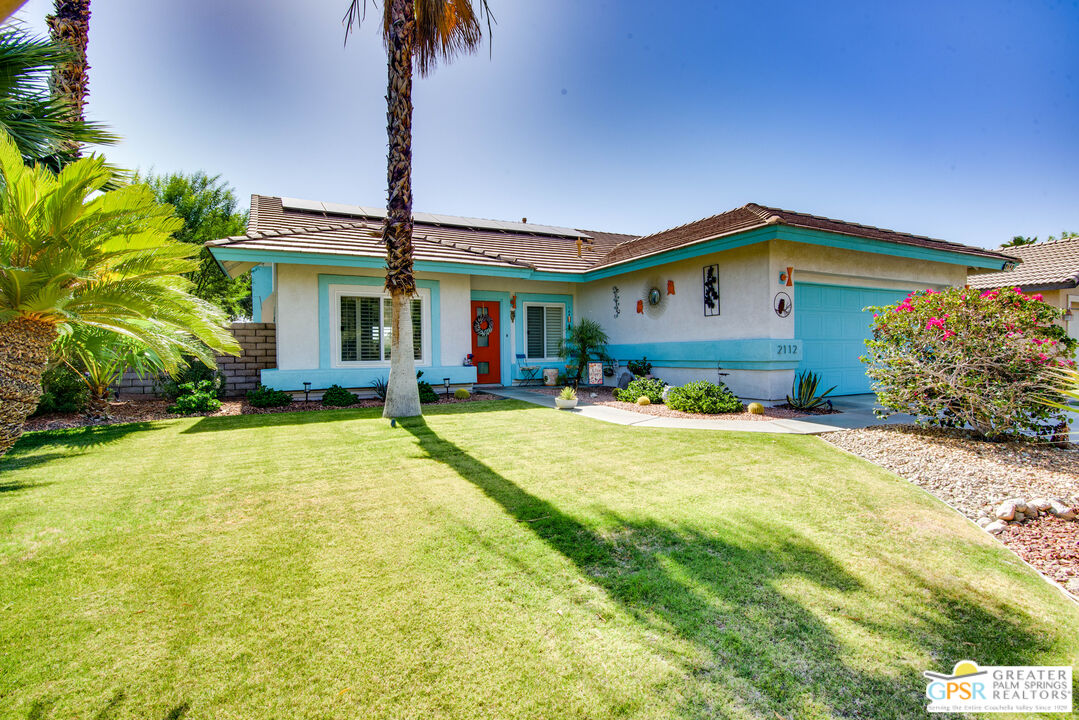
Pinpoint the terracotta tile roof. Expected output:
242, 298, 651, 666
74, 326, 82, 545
592, 203, 1015, 270
967, 237, 1079, 290
228, 195, 638, 274
209, 195, 1011, 276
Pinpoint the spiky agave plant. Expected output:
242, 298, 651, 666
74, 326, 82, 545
0, 132, 238, 455
786, 370, 836, 411
344, 0, 491, 418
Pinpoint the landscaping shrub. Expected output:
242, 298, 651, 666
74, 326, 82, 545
615, 377, 666, 404
247, 384, 293, 408
33, 364, 88, 416
370, 373, 439, 403
417, 377, 439, 404
454, 388, 470, 400
864, 286, 1077, 439
786, 370, 836, 411
155, 359, 225, 400
321, 384, 358, 407
167, 380, 221, 415
666, 380, 743, 414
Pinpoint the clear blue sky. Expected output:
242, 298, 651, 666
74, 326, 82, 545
15, 0, 1079, 246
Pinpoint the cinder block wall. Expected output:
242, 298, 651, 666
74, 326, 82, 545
114, 322, 276, 399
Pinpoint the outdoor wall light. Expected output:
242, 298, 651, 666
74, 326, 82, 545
303, 381, 311, 403
443, 377, 451, 398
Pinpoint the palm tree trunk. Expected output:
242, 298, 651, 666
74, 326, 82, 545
0, 317, 57, 456
46, 0, 91, 159
382, 0, 420, 418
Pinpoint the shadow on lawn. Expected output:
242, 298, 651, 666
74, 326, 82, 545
179, 397, 525, 434
401, 417, 1063, 719
2, 423, 157, 472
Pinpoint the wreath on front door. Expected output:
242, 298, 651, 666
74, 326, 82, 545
473, 313, 493, 337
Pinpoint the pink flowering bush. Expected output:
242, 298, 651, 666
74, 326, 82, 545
863, 286, 1076, 439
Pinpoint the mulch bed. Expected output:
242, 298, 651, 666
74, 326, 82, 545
823, 425, 1079, 599
24, 392, 506, 432
528, 385, 807, 422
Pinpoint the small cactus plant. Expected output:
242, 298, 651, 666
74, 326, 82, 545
454, 388, 470, 400
637, 396, 650, 406
747, 402, 764, 415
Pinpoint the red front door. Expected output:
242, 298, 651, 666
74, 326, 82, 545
470, 301, 500, 384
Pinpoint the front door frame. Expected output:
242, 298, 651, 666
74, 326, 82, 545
470, 290, 512, 386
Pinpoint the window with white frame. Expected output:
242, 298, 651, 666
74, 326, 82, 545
524, 303, 565, 360
334, 286, 426, 365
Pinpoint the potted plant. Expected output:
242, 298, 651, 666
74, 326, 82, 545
554, 385, 578, 409
627, 356, 652, 378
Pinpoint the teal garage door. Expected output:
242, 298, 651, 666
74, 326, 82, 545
794, 283, 909, 395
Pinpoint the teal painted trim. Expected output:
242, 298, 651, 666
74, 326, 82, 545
250, 264, 273, 322
514, 292, 574, 367
209, 247, 547, 280
209, 222, 1009, 287
470, 290, 513, 386
582, 228, 777, 280
774, 227, 1008, 270
606, 338, 802, 369
317, 274, 441, 370
262, 365, 477, 392
510, 360, 571, 384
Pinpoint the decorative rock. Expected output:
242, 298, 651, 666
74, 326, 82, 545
616, 370, 634, 390
637, 396, 651, 406
1047, 501, 1077, 520
985, 520, 1007, 535
1029, 498, 1052, 513
976, 517, 992, 528
994, 501, 1017, 521
1013, 511, 1025, 523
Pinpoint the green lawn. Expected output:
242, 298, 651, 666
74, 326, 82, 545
2, 400, 1077, 719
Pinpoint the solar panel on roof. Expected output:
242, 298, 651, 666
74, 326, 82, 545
281, 197, 590, 239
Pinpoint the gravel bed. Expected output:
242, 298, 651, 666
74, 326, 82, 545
24, 392, 505, 432
1000, 518, 1079, 594
527, 385, 807, 422
822, 426, 1079, 520
823, 425, 1079, 599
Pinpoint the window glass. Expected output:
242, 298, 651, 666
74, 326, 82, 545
340, 294, 422, 362
526, 306, 544, 358
383, 298, 422, 360
525, 304, 564, 358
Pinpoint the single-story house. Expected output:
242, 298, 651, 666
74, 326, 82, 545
967, 237, 1079, 345
208, 196, 1015, 400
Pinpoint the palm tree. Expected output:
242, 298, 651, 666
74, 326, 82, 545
0, 26, 116, 171
0, 132, 239, 455
46, 0, 90, 159
1002, 235, 1037, 248
344, 0, 490, 418
559, 319, 611, 389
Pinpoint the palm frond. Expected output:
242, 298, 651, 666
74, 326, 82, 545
344, 0, 494, 76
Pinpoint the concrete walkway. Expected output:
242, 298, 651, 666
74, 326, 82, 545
487, 388, 913, 435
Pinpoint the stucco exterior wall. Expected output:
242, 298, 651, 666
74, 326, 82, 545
265, 238, 989, 399
770, 239, 968, 291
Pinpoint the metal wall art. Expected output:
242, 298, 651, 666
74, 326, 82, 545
774, 292, 792, 318
612, 286, 620, 317
703, 264, 720, 316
